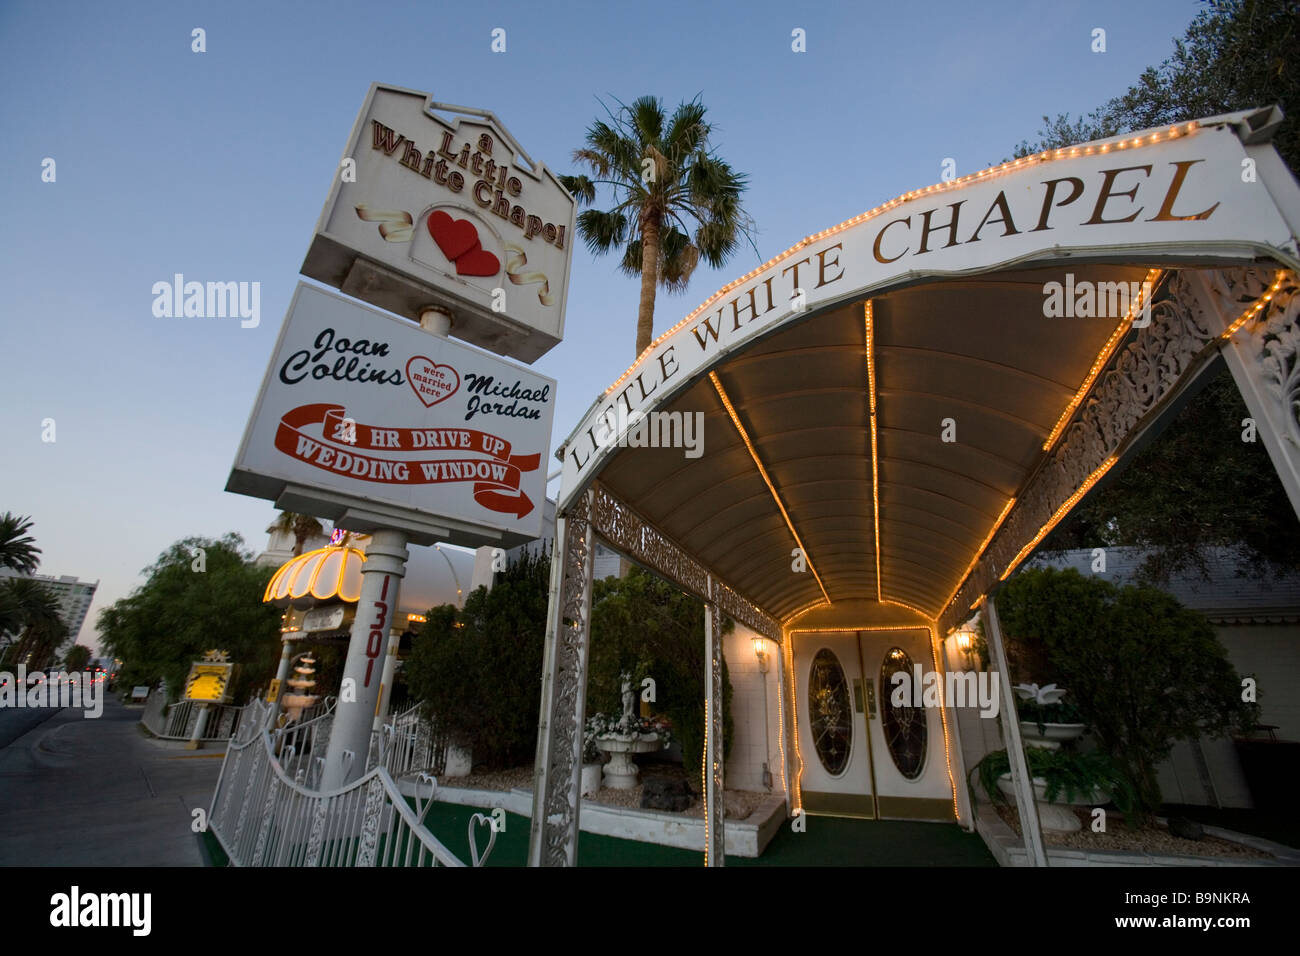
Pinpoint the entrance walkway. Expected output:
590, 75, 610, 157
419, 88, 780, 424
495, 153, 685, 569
414, 802, 996, 867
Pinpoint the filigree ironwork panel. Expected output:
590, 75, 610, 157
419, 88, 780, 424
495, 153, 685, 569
589, 482, 780, 639
938, 267, 1275, 636
356, 776, 386, 867
1235, 271, 1300, 444
705, 584, 725, 866
539, 490, 593, 867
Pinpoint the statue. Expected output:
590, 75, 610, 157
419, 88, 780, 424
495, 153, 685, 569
620, 672, 635, 720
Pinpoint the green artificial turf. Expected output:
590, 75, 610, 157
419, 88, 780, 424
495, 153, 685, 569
413, 801, 997, 867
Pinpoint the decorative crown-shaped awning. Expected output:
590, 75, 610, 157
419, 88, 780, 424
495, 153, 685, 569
263, 546, 366, 608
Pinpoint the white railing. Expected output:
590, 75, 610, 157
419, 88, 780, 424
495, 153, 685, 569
208, 711, 492, 867
140, 694, 250, 741
372, 702, 445, 778
270, 700, 337, 789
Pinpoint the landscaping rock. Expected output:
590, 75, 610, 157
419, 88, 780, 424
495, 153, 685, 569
1167, 815, 1205, 841
640, 775, 692, 812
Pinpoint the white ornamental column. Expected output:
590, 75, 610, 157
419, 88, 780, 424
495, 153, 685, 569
270, 637, 294, 716
320, 528, 409, 789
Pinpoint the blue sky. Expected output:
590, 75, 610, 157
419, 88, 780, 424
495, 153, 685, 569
0, 0, 1203, 648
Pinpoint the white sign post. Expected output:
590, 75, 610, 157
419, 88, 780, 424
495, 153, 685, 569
229, 284, 558, 788
229, 85, 567, 791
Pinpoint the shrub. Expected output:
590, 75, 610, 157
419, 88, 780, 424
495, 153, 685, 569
403, 548, 550, 770
996, 567, 1257, 822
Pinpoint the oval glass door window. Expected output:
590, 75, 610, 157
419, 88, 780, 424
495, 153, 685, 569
880, 647, 927, 779
808, 649, 852, 775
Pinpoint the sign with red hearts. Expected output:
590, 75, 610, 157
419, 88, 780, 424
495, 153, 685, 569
228, 283, 556, 545
302, 84, 576, 364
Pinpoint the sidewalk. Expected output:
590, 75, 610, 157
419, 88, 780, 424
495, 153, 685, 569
0, 695, 224, 866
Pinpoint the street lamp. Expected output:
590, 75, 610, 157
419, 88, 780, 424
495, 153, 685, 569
434, 544, 464, 607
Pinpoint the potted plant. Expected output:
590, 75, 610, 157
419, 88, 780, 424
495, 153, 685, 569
585, 707, 674, 790
972, 746, 1135, 832
1014, 682, 1087, 748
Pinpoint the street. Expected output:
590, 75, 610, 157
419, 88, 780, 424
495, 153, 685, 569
0, 694, 224, 866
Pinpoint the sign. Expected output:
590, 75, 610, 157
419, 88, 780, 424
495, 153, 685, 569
302, 84, 576, 363
227, 283, 557, 547
559, 115, 1300, 505
131, 686, 150, 701
303, 604, 347, 633
183, 662, 234, 702
266, 678, 282, 703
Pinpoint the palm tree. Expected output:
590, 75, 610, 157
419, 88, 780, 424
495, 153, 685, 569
559, 95, 757, 357
64, 644, 92, 672
267, 512, 326, 557
0, 577, 64, 668
0, 512, 41, 574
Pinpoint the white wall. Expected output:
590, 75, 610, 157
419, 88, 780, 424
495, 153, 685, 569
723, 623, 786, 794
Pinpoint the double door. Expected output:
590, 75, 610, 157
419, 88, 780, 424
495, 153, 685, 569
794, 628, 954, 820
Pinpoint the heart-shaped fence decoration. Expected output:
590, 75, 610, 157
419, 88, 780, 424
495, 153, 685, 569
406, 356, 460, 408
468, 812, 498, 867
412, 772, 439, 827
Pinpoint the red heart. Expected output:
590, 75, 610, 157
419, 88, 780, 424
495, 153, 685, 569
406, 356, 461, 408
454, 246, 500, 277
426, 210, 479, 263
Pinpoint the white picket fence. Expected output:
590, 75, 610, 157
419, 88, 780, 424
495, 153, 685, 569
140, 690, 334, 743
373, 702, 445, 778
207, 699, 492, 867
140, 694, 248, 741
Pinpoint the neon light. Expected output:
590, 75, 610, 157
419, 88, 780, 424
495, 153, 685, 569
1042, 269, 1164, 451
600, 122, 1203, 399
711, 372, 831, 606
866, 301, 882, 603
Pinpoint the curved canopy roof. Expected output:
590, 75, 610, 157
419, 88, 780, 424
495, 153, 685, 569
555, 108, 1300, 633
264, 546, 366, 607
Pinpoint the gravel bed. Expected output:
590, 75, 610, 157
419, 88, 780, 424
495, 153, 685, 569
439, 766, 534, 792
994, 804, 1272, 859
437, 762, 770, 821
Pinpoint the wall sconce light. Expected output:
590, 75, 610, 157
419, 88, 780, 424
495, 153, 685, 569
954, 629, 976, 668
752, 636, 769, 673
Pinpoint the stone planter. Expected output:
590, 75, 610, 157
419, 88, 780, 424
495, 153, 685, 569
595, 735, 665, 789
996, 772, 1109, 832
581, 762, 604, 797
1018, 721, 1087, 750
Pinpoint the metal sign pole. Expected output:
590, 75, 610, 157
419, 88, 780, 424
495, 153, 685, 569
320, 528, 409, 789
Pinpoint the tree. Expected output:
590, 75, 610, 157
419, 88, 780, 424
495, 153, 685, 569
1013, 0, 1300, 582
1014, 0, 1297, 170
560, 95, 757, 356
587, 566, 734, 780
0, 577, 65, 669
0, 512, 41, 574
404, 549, 551, 770
63, 644, 91, 672
97, 534, 281, 702
267, 512, 326, 557
996, 567, 1256, 822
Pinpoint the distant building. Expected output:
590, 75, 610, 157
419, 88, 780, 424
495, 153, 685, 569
0, 570, 99, 654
